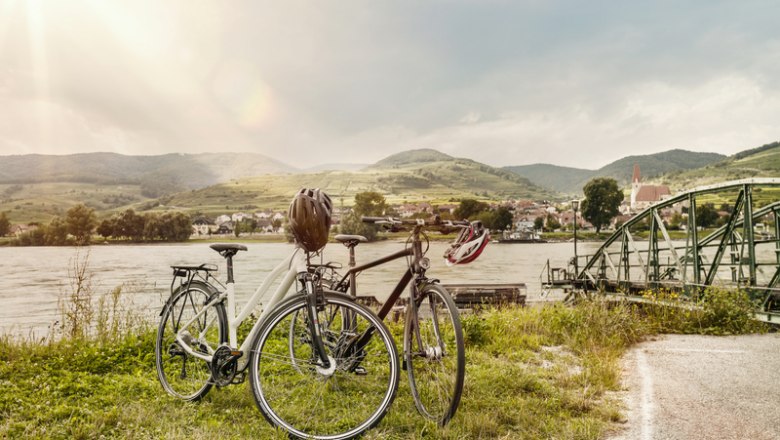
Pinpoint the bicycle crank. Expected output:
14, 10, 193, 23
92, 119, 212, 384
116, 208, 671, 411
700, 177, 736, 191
211, 345, 242, 387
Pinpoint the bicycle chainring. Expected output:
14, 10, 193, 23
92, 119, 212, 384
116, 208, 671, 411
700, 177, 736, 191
211, 345, 238, 387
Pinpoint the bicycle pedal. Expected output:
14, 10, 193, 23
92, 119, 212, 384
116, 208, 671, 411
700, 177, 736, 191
231, 371, 247, 385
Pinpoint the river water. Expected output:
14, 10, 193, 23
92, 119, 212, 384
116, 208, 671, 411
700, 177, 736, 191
0, 240, 603, 337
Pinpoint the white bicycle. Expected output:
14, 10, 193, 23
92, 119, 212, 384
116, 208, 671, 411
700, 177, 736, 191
155, 243, 399, 440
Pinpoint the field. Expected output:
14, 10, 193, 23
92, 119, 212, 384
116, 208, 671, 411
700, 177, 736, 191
0, 182, 153, 224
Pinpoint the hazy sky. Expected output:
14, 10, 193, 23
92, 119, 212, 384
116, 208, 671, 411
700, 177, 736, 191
1, 0, 778, 169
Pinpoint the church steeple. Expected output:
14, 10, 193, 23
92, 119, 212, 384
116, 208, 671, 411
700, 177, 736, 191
630, 164, 641, 210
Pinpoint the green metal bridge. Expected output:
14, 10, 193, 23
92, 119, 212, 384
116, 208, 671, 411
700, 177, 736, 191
561, 178, 780, 323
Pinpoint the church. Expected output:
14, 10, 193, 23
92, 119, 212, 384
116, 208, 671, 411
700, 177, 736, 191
630, 164, 671, 211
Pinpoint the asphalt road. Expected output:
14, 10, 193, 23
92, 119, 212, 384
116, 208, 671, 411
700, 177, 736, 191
608, 333, 780, 440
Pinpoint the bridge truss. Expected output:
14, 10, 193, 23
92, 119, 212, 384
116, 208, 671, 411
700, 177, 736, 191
573, 178, 780, 323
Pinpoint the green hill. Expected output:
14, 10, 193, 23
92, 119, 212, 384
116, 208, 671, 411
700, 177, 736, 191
370, 148, 454, 168
0, 152, 295, 188
505, 149, 726, 193
0, 152, 295, 223
0, 149, 554, 224
654, 141, 780, 189
501, 164, 593, 195
169, 151, 555, 214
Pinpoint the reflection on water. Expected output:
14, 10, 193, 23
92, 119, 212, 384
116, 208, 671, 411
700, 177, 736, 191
0, 240, 602, 336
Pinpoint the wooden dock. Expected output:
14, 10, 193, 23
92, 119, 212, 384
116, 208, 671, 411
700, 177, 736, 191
443, 283, 526, 308
356, 283, 526, 311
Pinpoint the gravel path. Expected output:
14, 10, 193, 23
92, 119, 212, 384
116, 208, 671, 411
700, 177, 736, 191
608, 333, 780, 440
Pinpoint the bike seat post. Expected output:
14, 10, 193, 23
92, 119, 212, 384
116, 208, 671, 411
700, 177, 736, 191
349, 246, 356, 268
222, 250, 237, 284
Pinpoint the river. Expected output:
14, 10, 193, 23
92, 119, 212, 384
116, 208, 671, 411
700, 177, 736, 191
0, 240, 603, 337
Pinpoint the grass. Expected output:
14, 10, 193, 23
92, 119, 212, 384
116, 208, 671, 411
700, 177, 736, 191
0, 274, 768, 439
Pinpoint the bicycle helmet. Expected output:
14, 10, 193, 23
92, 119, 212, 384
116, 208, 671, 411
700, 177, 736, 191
444, 220, 490, 265
288, 188, 333, 252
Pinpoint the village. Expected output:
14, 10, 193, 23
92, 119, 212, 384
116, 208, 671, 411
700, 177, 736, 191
189, 165, 729, 239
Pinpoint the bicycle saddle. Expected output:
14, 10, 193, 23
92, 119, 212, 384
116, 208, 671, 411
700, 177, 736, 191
209, 243, 248, 255
335, 235, 367, 247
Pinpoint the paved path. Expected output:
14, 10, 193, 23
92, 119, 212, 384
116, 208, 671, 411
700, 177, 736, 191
609, 333, 780, 440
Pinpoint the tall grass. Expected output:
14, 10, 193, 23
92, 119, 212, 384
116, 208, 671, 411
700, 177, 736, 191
54, 249, 147, 343
0, 280, 768, 439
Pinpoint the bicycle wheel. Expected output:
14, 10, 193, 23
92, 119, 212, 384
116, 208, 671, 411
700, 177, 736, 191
250, 292, 399, 440
404, 283, 465, 426
155, 281, 227, 401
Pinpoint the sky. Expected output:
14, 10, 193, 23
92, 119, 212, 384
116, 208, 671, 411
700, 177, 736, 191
1, 0, 779, 170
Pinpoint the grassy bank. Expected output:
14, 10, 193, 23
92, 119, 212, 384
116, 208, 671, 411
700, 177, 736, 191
0, 290, 767, 439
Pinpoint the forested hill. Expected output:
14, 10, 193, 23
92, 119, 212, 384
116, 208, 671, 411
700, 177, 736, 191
655, 141, 780, 189
0, 152, 294, 189
504, 149, 726, 193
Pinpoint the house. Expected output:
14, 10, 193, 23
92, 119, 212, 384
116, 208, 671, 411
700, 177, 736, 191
232, 212, 251, 222
191, 217, 216, 236
11, 224, 38, 237
216, 222, 234, 235
630, 164, 671, 211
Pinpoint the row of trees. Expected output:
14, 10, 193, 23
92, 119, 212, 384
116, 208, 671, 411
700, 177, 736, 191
14, 204, 98, 246
8, 205, 192, 246
97, 209, 191, 242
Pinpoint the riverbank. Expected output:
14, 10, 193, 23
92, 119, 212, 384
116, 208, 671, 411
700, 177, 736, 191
0, 289, 767, 439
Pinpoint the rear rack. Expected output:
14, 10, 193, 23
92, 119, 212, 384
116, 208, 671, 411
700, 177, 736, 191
169, 264, 219, 296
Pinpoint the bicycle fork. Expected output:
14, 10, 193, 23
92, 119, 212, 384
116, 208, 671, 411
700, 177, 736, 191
300, 272, 332, 370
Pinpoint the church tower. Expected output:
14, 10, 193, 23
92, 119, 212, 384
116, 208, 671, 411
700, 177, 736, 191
630, 164, 641, 209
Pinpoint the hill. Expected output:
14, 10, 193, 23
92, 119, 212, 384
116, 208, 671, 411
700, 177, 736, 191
370, 148, 454, 168
168, 150, 555, 214
653, 141, 780, 190
501, 164, 593, 195
0, 152, 295, 189
0, 152, 296, 223
504, 149, 726, 193
0, 149, 555, 223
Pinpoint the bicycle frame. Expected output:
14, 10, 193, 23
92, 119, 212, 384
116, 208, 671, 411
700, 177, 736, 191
174, 247, 309, 368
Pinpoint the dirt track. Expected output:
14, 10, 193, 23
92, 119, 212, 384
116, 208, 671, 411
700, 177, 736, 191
608, 333, 780, 440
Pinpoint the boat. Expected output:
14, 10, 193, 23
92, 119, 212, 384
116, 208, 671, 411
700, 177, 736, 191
496, 229, 547, 243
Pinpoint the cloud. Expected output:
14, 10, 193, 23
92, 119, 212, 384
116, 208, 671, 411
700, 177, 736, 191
0, 0, 779, 169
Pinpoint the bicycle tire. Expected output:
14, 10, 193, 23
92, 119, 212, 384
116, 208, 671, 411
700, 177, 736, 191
404, 283, 465, 426
250, 292, 399, 440
155, 281, 227, 401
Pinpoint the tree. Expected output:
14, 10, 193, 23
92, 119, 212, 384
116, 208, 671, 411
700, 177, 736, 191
533, 216, 544, 231
545, 214, 561, 231
353, 192, 389, 217
454, 199, 488, 220
479, 207, 513, 231
117, 209, 145, 241
0, 211, 10, 237
340, 192, 389, 241
46, 216, 70, 245
696, 203, 719, 228
581, 177, 624, 233
66, 204, 97, 244
96, 218, 116, 238
668, 212, 684, 230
